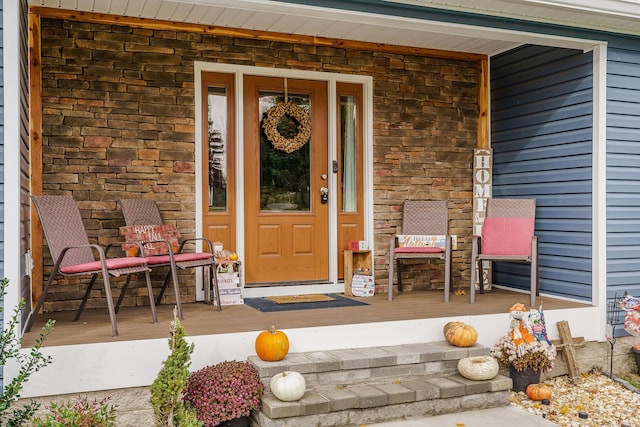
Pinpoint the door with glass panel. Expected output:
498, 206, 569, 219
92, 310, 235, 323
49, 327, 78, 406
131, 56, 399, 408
243, 76, 328, 284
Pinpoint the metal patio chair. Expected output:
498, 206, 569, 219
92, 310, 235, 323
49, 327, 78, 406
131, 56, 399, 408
26, 195, 156, 336
470, 198, 539, 307
117, 199, 220, 319
388, 200, 453, 302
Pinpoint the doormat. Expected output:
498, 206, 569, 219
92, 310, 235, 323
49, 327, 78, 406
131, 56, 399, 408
267, 294, 336, 304
244, 293, 369, 312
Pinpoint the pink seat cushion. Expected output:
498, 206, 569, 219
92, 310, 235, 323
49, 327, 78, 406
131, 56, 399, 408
145, 252, 213, 265
481, 217, 534, 256
61, 257, 148, 274
395, 247, 445, 254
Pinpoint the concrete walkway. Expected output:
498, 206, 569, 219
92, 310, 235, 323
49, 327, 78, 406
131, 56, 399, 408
367, 405, 557, 426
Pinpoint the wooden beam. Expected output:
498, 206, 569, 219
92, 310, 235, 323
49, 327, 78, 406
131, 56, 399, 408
477, 59, 489, 149
29, 11, 44, 307
555, 320, 585, 384
30, 6, 487, 63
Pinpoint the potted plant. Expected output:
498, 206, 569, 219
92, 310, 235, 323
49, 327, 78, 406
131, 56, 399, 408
182, 361, 264, 427
490, 332, 557, 392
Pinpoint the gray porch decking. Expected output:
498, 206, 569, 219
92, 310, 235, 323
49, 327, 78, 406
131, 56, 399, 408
22, 288, 588, 348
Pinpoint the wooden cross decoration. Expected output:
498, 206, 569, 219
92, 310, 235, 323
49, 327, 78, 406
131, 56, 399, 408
553, 320, 585, 384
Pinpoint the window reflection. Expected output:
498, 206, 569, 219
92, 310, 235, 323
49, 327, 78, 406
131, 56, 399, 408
259, 92, 311, 212
341, 95, 357, 212
208, 87, 227, 211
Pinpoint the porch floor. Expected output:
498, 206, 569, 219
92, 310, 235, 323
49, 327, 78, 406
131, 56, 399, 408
22, 288, 588, 348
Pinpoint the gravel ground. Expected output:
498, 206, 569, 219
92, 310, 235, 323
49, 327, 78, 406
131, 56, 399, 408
509, 371, 640, 426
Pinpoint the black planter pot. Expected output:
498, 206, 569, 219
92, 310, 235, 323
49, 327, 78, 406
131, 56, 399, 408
633, 346, 640, 373
509, 365, 541, 393
217, 416, 251, 427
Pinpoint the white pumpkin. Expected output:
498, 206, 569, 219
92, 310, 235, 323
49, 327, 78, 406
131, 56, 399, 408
270, 371, 306, 402
457, 356, 499, 381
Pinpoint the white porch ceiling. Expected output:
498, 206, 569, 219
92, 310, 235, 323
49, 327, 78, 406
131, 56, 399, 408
30, 0, 640, 55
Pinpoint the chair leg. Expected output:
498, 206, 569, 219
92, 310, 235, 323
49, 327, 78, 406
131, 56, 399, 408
143, 269, 158, 323
99, 270, 119, 337
388, 251, 395, 302
156, 270, 172, 305
74, 274, 99, 321
115, 274, 134, 314
396, 259, 403, 291
444, 241, 452, 303
470, 241, 478, 303
169, 265, 184, 320
479, 262, 485, 294
22, 270, 58, 334
210, 265, 221, 311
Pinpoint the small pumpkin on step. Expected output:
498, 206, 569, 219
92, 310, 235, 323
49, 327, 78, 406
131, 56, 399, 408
443, 321, 478, 347
270, 371, 306, 401
255, 325, 290, 361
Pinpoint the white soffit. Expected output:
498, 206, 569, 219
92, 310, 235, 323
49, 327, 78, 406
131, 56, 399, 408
388, 0, 640, 36
29, 0, 614, 55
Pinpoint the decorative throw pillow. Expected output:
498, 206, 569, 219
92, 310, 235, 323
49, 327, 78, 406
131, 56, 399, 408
120, 224, 181, 256
481, 217, 534, 256
397, 235, 447, 249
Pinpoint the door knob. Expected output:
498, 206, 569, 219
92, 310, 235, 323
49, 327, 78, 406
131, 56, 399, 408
320, 187, 329, 204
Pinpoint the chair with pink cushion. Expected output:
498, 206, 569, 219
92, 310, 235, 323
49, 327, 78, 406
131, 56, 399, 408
388, 200, 452, 302
26, 195, 156, 336
470, 198, 539, 306
118, 199, 219, 319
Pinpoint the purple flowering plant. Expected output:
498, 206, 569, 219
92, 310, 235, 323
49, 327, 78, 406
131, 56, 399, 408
490, 333, 557, 373
182, 360, 264, 426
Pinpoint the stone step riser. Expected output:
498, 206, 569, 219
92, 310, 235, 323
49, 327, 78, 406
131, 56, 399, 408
254, 391, 511, 427
260, 373, 512, 420
260, 360, 460, 391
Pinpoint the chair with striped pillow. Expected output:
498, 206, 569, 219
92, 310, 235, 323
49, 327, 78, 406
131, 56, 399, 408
388, 200, 453, 302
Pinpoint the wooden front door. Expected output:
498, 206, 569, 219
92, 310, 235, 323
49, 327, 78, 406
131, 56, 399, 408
243, 76, 329, 285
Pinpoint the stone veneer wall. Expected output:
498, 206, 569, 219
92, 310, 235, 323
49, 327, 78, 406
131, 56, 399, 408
39, 18, 479, 311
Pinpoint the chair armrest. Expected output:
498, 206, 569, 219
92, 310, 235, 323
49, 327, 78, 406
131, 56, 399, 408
178, 237, 214, 253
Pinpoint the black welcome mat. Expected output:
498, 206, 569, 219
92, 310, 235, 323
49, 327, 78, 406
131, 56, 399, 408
244, 293, 369, 312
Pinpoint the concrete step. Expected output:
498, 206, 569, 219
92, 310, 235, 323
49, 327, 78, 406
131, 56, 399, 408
248, 341, 513, 427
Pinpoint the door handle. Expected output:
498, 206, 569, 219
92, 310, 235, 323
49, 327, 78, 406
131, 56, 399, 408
320, 187, 329, 204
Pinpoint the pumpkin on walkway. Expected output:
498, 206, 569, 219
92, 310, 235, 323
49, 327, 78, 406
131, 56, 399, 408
444, 321, 478, 347
526, 383, 553, 401
255, 325, 290, 361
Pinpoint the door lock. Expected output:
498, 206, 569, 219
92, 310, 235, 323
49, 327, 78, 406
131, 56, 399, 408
320, 187, 329, 204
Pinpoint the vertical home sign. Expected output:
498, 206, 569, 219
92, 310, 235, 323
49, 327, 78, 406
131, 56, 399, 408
474, 149, 492, 290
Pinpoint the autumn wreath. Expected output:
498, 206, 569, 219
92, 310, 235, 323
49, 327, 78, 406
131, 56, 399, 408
262, 102, 312, 154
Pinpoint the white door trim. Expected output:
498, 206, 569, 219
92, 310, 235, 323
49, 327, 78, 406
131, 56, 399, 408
194, 62, 373, 299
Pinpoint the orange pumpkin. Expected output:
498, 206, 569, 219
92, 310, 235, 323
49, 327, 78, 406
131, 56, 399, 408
526, 383, 552, 401
255, 325, 290, 361
444, 322, 478, 347
443, 321, 466, 336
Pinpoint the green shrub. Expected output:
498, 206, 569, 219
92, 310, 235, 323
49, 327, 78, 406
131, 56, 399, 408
150, 307, 202, 427
0, 278, 55, 427
29, 396, 116, 427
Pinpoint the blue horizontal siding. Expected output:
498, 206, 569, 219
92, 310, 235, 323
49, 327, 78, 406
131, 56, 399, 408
491, 45, 593, 300
606, 46, 640, 299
